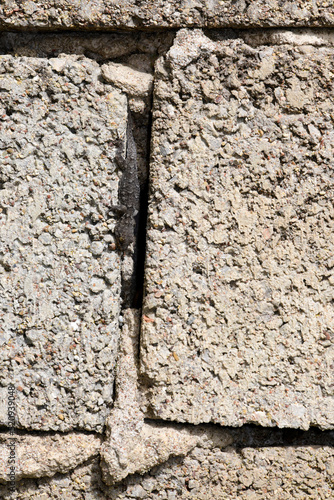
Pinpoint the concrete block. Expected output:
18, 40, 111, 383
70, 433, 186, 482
0, 432, 102, 482
101, 310, 232, 485
4, 430, 334, 498
1, 458, 105, 499
108, 441, 334, 499
0, 54, 128, 431
141, 29, 334, 430
0, 1, 334, 30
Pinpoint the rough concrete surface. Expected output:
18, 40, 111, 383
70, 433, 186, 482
1, 458, 106, 500
0, 432, 102, 481
0, 54, 128, 431
0, 31, 174, 185
0, 0, 334, 29
141, 29, 334, 430
0, 26, 333, 500
102, 419, 202, 485
3, 438, 334, 499
0, 32, 174, 62
102, 62, 154, 98
101, 309, 229, 484
103, 443, 334, 499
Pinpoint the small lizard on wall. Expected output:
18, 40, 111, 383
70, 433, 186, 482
110, 110, 140, 252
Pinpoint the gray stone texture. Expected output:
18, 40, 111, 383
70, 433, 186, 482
101, 309, 232, 485
1, 458, 106, 500
0, 26, 333, 500
3, 435, 334, 499
0, 432, 102, 481
141, 29, 334, 430
102, 442, 334, 499
0, 31, 174, 186
0, 0, 334, 29
104, 441, 334, 499
0, 54, 127, 431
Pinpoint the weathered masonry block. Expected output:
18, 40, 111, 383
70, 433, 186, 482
0, 33, 171, 435
3, 430, 334, 498
141, 29, 334, 431
1, 0, 334, 29
0, 52, 125, 431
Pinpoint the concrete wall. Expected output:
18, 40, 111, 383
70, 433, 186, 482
0, 4, 334, 499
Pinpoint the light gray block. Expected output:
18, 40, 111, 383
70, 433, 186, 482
4, 435, 334, 499
0, 432, 102, 481
0, 54, 128, 431
141, 29, 334, 430
106, 443, 334, 499
0, 1, 334, 29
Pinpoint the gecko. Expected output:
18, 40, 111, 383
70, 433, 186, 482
110, 110, 140, 252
